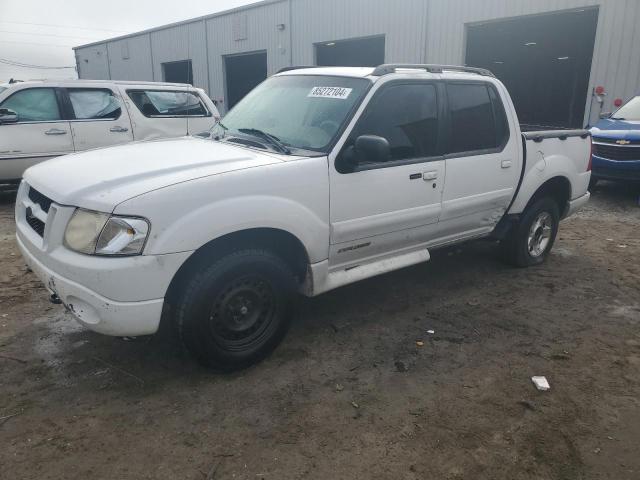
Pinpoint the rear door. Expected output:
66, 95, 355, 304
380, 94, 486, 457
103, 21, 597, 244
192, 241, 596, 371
122, 87, 214, 140
329, 81, 446, 268
439, 81, 520, 239
65, 87, 133, 151
0, 86, 73, 181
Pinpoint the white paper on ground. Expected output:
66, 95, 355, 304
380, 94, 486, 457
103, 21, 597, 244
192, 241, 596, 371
531, 376, 550, 391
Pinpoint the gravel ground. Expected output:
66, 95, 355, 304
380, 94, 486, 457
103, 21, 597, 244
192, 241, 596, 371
1, 182, 640, 480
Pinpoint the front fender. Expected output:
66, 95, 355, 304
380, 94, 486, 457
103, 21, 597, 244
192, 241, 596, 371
114, 159, 330, 263
147, 194, 329, 262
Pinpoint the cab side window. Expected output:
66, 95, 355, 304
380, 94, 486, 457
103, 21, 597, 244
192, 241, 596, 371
127, 90, 208, 117
447, 83, 509, 154
352, 83, 439, 163
68, 88, 121, 120
0, 88, 62, 122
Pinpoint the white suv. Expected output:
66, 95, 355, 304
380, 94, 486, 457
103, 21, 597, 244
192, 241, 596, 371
16, 65, 591, 370
0, 80, 220, 185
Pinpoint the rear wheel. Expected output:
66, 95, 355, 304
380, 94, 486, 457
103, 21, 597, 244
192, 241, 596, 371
588, 177, 598, 191
501, 197, 560, 267
174, 249, 296, 370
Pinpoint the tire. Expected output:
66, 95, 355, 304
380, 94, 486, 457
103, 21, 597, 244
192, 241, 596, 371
588, 177, 598, 191
501, 197, 560, 267
174, 249, 296, 371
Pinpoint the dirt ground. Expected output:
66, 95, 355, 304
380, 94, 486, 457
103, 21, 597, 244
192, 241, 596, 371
1, 182, 640, 480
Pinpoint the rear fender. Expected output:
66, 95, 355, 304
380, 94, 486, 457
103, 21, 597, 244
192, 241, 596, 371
509, 151, 577, 214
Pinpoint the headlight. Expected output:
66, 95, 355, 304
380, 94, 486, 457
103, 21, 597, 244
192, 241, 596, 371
64, 209, 150, 256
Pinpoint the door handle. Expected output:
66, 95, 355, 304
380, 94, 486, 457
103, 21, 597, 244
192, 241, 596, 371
423, 171, 438, 181
44, 128, 67, 135
501, 160, 512, 168
110, 126, 129, 133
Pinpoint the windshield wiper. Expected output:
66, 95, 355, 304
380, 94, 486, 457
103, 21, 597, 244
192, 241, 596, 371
238, 128, 291, 154
611, 117, 626, 120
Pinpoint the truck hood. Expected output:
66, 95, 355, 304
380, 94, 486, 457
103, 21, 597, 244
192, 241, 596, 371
23, 137, 284, 212
591, 118, 640, 140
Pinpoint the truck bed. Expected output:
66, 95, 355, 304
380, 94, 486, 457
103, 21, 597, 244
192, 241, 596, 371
506, 126, 592, 216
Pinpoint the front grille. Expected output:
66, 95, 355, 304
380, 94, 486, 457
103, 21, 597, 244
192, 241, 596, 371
592, 143, 640, 161
26, 208, 45, 237
28, 187, 52, 213
593, 136, 640, 146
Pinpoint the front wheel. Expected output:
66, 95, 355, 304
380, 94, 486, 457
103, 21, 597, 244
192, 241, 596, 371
174, 249, 296, 370
501, 197, 560, 267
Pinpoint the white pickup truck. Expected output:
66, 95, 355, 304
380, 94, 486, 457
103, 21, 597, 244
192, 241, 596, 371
15, 65, 592, 370
0, 79, 220, 186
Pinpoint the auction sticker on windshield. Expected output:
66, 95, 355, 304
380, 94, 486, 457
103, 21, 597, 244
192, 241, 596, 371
308, 86, 353, 99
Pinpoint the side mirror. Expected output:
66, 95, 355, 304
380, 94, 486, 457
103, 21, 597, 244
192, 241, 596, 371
599, 111, 612, 119
0, 108, 18, 124
354, 135, 390, 164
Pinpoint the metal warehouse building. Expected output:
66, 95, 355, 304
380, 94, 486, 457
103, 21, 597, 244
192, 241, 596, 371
74, 0, 640, 128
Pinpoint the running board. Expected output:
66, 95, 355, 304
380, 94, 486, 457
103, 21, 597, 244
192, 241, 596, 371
318, 249, 430, 295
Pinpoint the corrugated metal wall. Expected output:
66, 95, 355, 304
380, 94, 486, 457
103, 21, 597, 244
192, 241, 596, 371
75, 44, 110, 80
106, 35, 153, 81
290, 0, 428, 65
74, 0, 640, 124
205, 0, 290, 109
426, 0, 640, 125
150, 22, 208, 90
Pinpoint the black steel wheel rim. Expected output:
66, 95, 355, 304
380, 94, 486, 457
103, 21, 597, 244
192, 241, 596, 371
208, 274, 278, 351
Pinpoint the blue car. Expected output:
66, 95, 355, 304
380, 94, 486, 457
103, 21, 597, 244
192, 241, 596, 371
590, 95, 640, 187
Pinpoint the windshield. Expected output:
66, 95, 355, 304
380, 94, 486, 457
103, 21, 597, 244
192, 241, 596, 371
612, 95, 640, 121
213, 74, 370, 153
0, 86, 7, 95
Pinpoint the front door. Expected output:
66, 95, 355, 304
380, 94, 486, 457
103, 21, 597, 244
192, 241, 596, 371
0, 87, 73, 181
329, 81, 445, 269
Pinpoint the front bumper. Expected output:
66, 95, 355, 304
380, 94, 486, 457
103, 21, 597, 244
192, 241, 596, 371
15, 182, 192, 336
17, 234, 165, 336
592, 156, 640, 182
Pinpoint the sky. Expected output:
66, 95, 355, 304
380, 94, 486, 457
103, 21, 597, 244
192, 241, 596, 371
0, 0, 256, 82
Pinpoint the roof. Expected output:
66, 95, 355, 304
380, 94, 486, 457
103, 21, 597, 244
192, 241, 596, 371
276, 65, 497, 82
73, 0, 282, 50
276, 67, 376, 78
1, 79, 191, 88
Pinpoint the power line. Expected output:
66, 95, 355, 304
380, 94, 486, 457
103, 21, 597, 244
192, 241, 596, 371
0, 58, 75, 69
0, 29, 105, 41
0, 20, 127, 34
0, 39, 74, 48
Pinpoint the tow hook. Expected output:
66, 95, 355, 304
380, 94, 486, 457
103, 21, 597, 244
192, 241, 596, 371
49, 293, 62, 305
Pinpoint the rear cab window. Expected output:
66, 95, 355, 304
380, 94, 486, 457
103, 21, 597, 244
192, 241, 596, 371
67, 88, 121, 120
446, 82, 509, 155
127, 89, 209, 117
